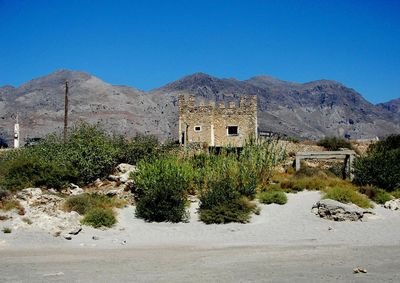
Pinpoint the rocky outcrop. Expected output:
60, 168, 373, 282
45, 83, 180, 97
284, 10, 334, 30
108, 163, 137, 184
312, 199, 369, 221
77, 163, 137, 205
14, 188, 82, 237
384, 199, 400, 211
60, 183, 84, 196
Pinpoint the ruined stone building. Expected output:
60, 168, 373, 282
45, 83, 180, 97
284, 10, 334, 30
178, 95, 257, 147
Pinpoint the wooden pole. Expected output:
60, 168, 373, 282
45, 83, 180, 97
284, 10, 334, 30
64, 81, 69, 142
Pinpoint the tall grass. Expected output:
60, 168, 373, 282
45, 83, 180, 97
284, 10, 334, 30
196, 137, 286, 223
129, 137, 286, 223
323, 186, 372, 208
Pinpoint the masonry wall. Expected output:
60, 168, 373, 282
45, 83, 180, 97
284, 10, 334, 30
178, 95, 257, 147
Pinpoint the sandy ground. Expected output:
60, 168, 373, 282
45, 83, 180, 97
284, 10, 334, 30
1, 191, 400, 282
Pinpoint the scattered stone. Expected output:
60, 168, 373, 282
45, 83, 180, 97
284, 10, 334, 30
47, 188, 58, 194
312, 199, 369, 221
353, 267, 367, 274
109, 163, 137, 184
68, 226, 82, 235
106, 189, 120, 197
328, 226, 333, 231
16, 187, 42, 200
92, 236, 100, 240
125, 180, 135, 191
53, 231, 61, 237
94, 178, 103, 188
0, 214, 11, 221
107, 175, 120, 182
43, 272, 64, 277
116, 163, 137, 174
63, 235, 72, 240
384, 199, 400, 211
69, 184, 84, 196
120, 240, 127, 245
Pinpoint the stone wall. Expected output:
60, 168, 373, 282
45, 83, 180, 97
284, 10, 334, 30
178, 95, 257, 147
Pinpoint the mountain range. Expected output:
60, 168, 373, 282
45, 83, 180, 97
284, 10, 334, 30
0, 70, 399, 145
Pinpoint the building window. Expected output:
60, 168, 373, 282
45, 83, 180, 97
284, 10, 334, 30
227, 126, 238, 136
194, 126, 202, 132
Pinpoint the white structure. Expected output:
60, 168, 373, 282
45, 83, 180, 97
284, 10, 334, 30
14, 115, 20, 149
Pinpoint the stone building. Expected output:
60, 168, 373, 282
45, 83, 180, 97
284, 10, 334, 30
178, 95, 257, 147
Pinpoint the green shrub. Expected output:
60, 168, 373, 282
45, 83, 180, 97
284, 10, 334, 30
63, 123, 121, 184
0, 123, 166, 191
323, 186, 372, 208
258, 190, 287, 205
317, 137, 352, 150
259, 183, 282, 192
81, 208, 116, 228
118, 135, 160, 165
0, 199, 22, 212
198, 154, 242, 209
2, 227, 11, 233
0, 152, 73, 190
358, 185, 392, 204
374, 190, 392, 204
327, 164, 345, 178
131, 137, 285, 224
286, 136, 300, 143
391, 190, 400, 199
199, 197, 257, 224
132, 155, 194, 222
239, 137, 286, 187
353, 135, 400, 191
64, 193, 121, 215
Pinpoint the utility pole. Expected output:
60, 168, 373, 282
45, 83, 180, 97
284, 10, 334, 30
64, 80, 69, 142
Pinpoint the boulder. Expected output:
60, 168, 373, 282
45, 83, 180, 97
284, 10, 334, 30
107, 175, 121, 182
109, 163, 137, 184
116, 163, 137, 174
384, 199, 400, 211
312, 199, 368, 221
69, 184, 84, 196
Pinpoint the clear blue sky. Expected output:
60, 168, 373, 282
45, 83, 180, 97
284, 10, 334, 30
0, 0, 399, 104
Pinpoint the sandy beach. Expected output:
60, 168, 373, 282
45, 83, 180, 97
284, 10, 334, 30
1, 191, 400, 282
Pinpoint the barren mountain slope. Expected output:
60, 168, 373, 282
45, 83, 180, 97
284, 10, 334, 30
1, 70, 399, 145
150, 73, 400, 140
0, 70, 170, 145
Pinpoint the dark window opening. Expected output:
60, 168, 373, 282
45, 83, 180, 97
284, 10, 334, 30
181, 132, 185, 145
227, 126, 238, 136
194, 126, 201, 132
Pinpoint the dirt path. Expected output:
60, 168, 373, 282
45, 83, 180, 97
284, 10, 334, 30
1, 244, 399, 282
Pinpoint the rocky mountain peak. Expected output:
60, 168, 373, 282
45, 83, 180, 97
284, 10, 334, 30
0, 70, 399, 145
378, 98, 400, 114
